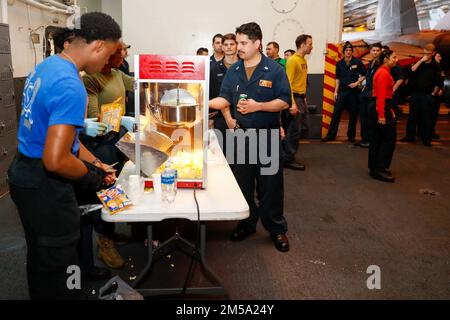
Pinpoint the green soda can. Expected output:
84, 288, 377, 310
238, 94, 248, 101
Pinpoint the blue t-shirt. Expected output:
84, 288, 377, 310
18, 55, 87, 158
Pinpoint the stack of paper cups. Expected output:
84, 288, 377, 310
128, 175, 144, 204
152, 173, 162, 194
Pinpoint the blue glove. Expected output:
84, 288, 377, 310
121, 116, 135, 132
84, 118, 107, 137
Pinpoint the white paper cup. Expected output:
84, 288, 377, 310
128, 175, 144, 204
152, 173, 162, 194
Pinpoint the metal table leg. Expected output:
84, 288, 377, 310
132, 222, 229, 298
132, 225, 154, 288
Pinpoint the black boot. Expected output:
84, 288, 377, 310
370, 169, 395, 183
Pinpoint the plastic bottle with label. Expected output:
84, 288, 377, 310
165, 159, 178, 192
161, 164, 176, 204
170, 159, 178, 192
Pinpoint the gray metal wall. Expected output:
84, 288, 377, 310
305, 74, 324, 139
0, 24, 16, 198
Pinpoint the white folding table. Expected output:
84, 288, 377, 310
102, 131, 249, 297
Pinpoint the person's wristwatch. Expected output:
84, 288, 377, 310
92, 158, 101, 166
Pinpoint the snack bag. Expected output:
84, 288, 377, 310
97, 185, 132, 215
100, 97, 124, 133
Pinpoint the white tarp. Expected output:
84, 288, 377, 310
433, 10, 450, 30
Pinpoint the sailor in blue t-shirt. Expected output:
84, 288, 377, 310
18, 55, 87, 158
7, 12, 121, 300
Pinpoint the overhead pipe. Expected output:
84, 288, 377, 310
1, 0, 8, 24
36, 0, 70, 10
17, 0, 73, 15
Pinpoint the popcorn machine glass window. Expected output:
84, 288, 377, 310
117, 55, 210, 189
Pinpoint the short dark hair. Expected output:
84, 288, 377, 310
379, 49, 394, 63
295, 34, 312, 49
370, 43, 382, 50
267, 41, 279, 50
222, 33, 236, 43
284, 49, 296, 55
235, 22, 262, 42
212, 34, 223, 43
382, 45, 390, 51
196, 47, 209, 55
53, 12, 121, 49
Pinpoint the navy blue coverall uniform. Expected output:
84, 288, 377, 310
209, 58, 228, 130
219, 55, 291, 235
360, 59, 379, 143
326, 57, 366, 141
405, 61, 442, 143
209, 58, 230, 150
432, 63, 445, 136
389, 65, 405, 117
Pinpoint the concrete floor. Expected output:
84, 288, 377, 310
1, 118, 449, 300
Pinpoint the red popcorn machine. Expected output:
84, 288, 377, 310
117, 55, 210, 189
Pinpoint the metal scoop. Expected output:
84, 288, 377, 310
116, 130, 183, 177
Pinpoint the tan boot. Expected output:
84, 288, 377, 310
98, 235, 125, 269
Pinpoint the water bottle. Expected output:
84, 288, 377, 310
166, 159, 178, 192
172, 162, 178, 192
357, 74, 364, 89
161, 164, 176, 204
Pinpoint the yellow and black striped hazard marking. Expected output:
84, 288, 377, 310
321, 43, 342, 138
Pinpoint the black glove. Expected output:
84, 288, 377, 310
75, 160, 106, 191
